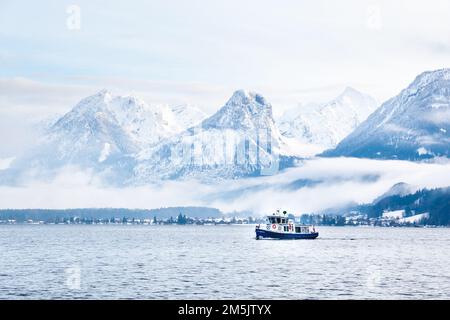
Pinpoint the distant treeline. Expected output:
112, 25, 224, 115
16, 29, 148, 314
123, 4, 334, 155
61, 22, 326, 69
357, 187, 450, 226
299, 214, 347, 226
0, 206, 223, 222
297, 187, 450, 227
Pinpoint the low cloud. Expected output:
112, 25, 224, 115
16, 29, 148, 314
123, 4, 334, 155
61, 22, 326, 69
1, 158, 450, 215
425, 110, 450, 125
0, 157, 15, 170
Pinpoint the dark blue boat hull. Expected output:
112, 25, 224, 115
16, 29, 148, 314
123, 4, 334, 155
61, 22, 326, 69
255, 228, 318, 240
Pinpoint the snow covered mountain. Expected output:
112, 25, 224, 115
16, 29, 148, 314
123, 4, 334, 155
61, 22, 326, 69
2, 89, 303, 184
323, 69, 450, 160
278, 87, 378, 151
46, 90, 184, 159
4, 90, 206, 184
372, 182, 419, 204
171, 103, 207, 129
133, 90, 299, 182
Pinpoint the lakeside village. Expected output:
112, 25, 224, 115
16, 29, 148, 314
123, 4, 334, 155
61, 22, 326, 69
0, 210, 433, 227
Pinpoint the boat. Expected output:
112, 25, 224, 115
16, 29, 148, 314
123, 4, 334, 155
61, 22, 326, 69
255, 210, 319, 240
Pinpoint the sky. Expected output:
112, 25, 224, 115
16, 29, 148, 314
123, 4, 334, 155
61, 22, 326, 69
1, 1, 450, 149
2, 0, 450, 108
1, 0, 450, 209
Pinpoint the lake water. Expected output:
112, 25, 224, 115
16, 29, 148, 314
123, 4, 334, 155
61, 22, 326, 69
0, 225, 449, 299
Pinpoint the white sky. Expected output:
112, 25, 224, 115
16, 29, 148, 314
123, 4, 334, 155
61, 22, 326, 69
1, 0, 450, 156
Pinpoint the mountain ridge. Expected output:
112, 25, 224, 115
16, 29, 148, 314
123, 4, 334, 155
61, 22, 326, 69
323, 69, 450, 159
133, 90, 296, 182
278, 87, 378, 150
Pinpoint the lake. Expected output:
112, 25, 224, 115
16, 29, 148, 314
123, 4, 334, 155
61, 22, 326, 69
0, 225, 449, 299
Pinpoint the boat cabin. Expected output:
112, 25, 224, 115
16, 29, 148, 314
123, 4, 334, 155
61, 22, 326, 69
263, 210, 315, 234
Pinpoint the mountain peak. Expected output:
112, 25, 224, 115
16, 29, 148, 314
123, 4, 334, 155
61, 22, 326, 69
93, 89, 113, 102
171, 103, 207, 129
278, 87, 378, 150
97, 88, 110, 96
373, 182, 419, 204
74, 91, 154, 116
409, 68, 450, 91
229, 90, 268, 107
340, 86, 362, 97
201, 90, 273, 130
73, 89, 114, 112
335, 87, 377, 106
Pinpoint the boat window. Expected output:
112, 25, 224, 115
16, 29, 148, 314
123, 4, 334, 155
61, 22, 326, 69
277, 218, 281, 223
281, 218, 286, 224
284, 226, 288, 232
295, 227, 301, 233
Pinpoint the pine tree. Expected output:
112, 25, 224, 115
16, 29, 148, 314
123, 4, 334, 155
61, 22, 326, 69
177, 213, 187, 224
